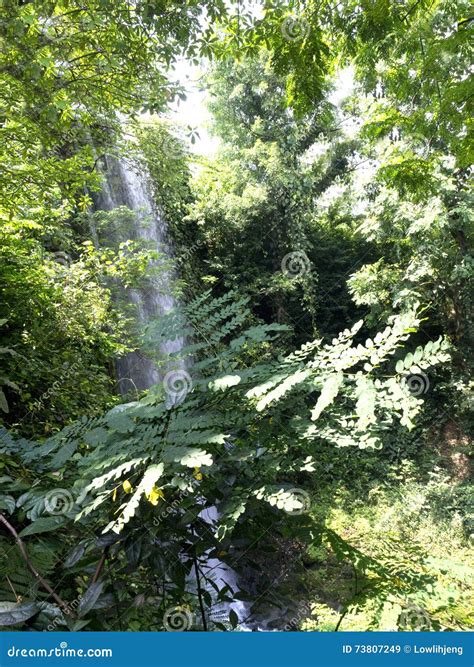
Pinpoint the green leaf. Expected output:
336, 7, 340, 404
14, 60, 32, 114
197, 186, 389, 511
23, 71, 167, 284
403, 352, 414, 370
0, 602, 39, 626
106, 412, 134, 433
103, 463, 164, 534
0, 390, 9, 413
229, 609, 239, 628
64, 544, 86, 568
19, 516, 66, 537
50, 441, 77, 468
77, 581, 105, 617
179, 449, 213, 468
213, 621, 228, 631
311, 373, 343, 421
413, 347, 423, 363
209, 374, 241, 391
84, 428, 109, 446
70, 619, 91, 631
0, 495, 15, 514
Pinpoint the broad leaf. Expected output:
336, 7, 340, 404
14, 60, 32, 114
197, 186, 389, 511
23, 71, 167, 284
0, 602, 39, 626
77, 582, 105, 617
19, 516, 66, 537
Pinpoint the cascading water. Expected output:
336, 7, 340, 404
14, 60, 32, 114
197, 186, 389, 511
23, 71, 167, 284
93, 152, 183, 393
94, 146, 252, 629
198, 506, 251, 627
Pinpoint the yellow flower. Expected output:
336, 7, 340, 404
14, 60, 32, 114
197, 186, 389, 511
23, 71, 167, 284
146, 485, 165, 506
193, 466, 203, 481
122, 480, 132, 494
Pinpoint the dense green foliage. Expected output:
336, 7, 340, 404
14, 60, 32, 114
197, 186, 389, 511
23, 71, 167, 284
0, 293, 454, 630
0, 0, 472, 633
184, 55, 371, 343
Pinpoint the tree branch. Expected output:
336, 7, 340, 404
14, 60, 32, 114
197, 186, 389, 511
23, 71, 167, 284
0, 513, 73, 615
193, 555, 208, 631
92, 547, 109, 584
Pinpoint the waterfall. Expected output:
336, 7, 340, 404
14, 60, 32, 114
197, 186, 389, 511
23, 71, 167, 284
93, 152, 183, 393
94, 145, 252, 630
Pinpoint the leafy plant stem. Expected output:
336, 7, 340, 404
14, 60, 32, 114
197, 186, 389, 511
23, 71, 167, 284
0, 512, 73, 616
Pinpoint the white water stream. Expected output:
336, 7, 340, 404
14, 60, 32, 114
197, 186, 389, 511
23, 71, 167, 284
94, 153, 183, 392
